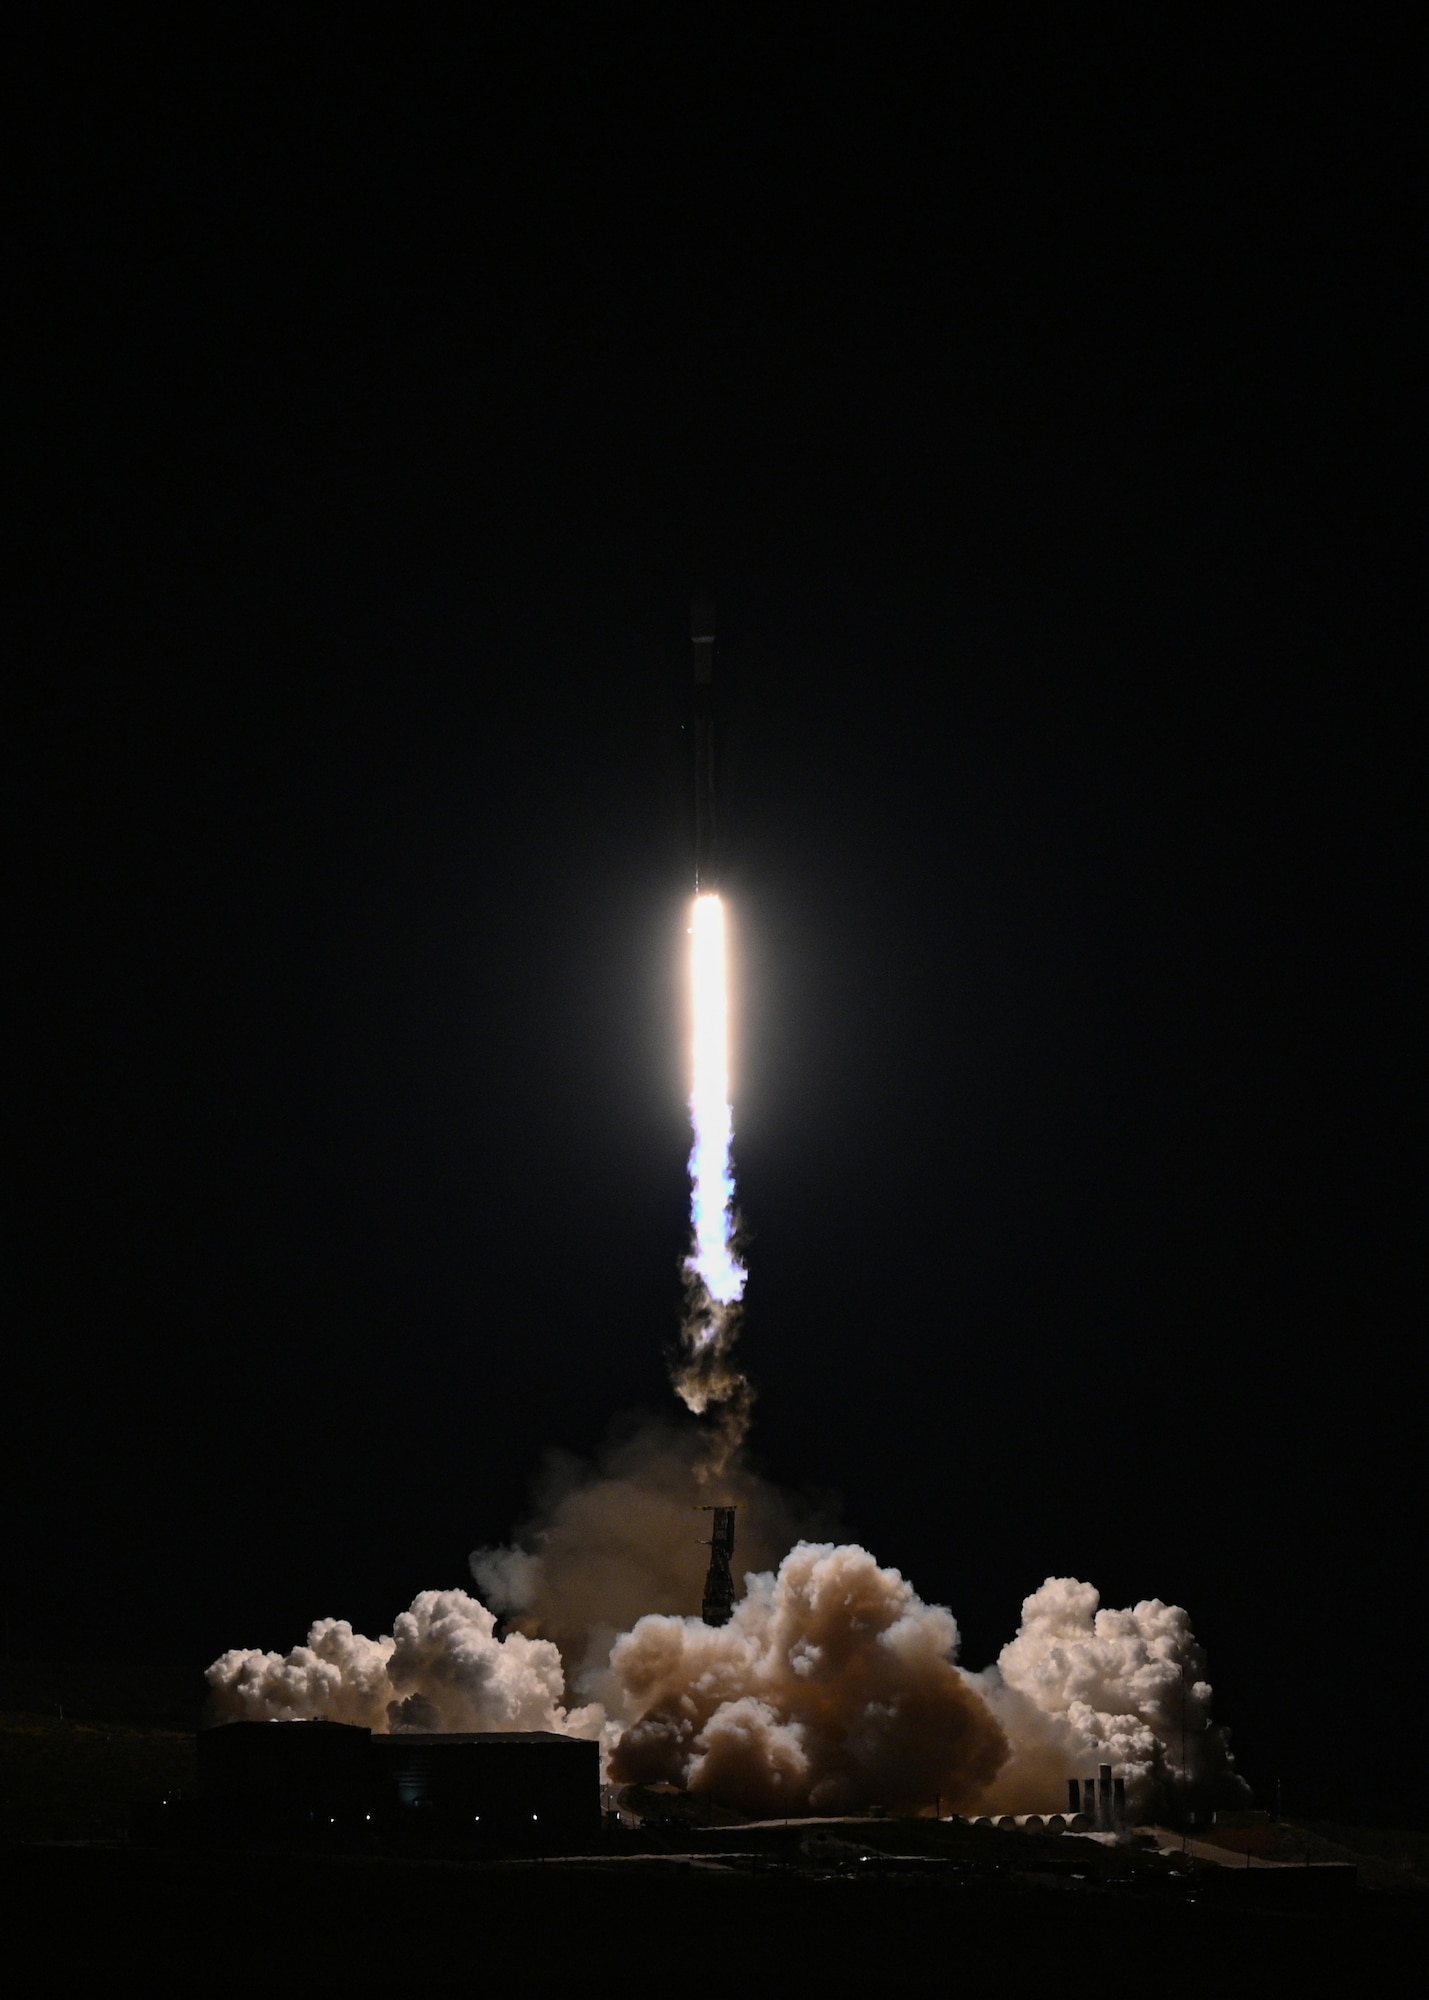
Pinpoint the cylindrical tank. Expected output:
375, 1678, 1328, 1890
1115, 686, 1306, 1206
1067, 1778, 1082, 1813
1016, 1814, 1045, 1833
1065, 1811, 1092, 1832
1043, 1813, 1067, 1835
993, 1814, 1018, 1831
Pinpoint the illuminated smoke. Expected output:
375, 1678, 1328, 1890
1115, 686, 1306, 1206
674, 893, 750, 1452
202, 1407, 1239, 1814
604, 1541, 1009, 1816
470, 1418, 827, 1688
969, 1576, 1244, 1817
205, 1588, 603, 1738
206, 1557, 1239, 1819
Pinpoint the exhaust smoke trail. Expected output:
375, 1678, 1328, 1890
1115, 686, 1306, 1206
674, 890, 750, 1456
469, 1418, 818, 1687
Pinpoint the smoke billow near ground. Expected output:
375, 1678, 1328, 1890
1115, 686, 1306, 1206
207, 1414, 1241, 1820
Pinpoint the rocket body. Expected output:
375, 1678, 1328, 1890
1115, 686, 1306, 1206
692, 598, 717, 889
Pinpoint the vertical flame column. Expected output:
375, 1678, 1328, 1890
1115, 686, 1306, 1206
686, 893, 746, 1325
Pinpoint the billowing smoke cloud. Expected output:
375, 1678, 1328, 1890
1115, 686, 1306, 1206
205, 1588, 602, 1738
207, 1560, 1239, 1820
208, 1428, 1240, 1820
470, 1418, 826, 1689
970, 1576, 1245, 1817
603, 1542, 1009, 1816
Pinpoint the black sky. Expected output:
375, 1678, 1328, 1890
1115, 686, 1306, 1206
11, 17, 1421, 1823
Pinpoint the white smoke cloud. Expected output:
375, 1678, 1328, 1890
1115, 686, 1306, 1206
208, 1526, 1240, 1819
601, 1541, 1009, 1816
207, 1615, 396, 1728
969, 1576, 1243, 1815
206, 1588, 603, 1739
469, 1418, 823, 1688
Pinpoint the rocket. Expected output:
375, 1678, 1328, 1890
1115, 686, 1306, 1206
691, 597, 717, 889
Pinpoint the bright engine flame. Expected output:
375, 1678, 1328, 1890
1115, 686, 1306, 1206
686, 893, 745, 1318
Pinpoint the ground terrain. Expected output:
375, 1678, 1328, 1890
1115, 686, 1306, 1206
3, 1665, 1425, 1990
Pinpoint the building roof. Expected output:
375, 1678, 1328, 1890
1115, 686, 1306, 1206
380, 1731, 592, 1748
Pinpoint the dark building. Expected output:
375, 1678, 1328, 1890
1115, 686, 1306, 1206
195, 1721, 600, 1849
374, 1730, 599, 1841
199, 1719, 374, 1817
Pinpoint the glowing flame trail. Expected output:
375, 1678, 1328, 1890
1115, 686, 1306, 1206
687, 893, 745, 1315
676, 892, 750, 1453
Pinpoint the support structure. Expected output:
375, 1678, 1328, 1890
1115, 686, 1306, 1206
699, 1505, 737, 1626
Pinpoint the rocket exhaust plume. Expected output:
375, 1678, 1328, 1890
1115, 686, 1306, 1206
674, 597, 751, 1462
675, 890, 750, 1456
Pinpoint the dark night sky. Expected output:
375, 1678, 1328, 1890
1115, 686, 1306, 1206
11, 18, 1421, 1822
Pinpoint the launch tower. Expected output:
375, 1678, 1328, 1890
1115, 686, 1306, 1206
700, 1505, 737, 1627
